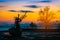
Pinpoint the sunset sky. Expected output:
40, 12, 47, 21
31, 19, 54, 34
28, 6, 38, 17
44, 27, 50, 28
0, 0, 60, 23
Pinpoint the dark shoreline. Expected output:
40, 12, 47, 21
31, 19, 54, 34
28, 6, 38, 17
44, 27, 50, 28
0, 29, 60, 40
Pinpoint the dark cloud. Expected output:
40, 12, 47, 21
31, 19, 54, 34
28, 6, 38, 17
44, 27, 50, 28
32, 0, 52, 3
24, 5, 39, 8
0, 6, 5, 8
8, 10, 17, 12
8, 10, 33, 13
20, 10, 33, 13
40, 0, 51, 2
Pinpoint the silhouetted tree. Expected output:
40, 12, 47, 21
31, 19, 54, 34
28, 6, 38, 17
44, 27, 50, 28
9, 10, 27, 37
9, 10, 33, 37
9, 13, 27, 37
30, 22, 37, 29
38, 6, 55, 29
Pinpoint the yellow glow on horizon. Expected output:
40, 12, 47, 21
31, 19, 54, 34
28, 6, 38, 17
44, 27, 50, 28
0, 7, 60, 23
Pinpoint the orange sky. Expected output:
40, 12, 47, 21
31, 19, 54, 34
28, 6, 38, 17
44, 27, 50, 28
0, 9, 60, 23
0, 0, 60, 23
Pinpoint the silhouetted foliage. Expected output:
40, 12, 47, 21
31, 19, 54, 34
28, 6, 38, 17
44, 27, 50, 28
9, 12, 27, 37
30, 22, 37, 29
9, 14, 22, 37
38, 6, 55, 29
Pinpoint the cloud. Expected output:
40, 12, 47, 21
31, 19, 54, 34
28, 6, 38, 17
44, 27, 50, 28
24, 5, 39, 8
0, 6, 5, 8
0, 5, 6, 9
8, 10, 17, 12
8, 10, 33, 13
32, 0, 52, 3
20, 10, 33, 13
40, 0, 51, 2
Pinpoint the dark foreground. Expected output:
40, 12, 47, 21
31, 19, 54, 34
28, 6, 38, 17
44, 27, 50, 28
0, 29, 60, 40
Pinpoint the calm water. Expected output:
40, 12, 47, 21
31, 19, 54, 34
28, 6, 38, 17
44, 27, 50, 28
0, 28, 9, 31
0, 31, 60, 40
0, 27, 60, 40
